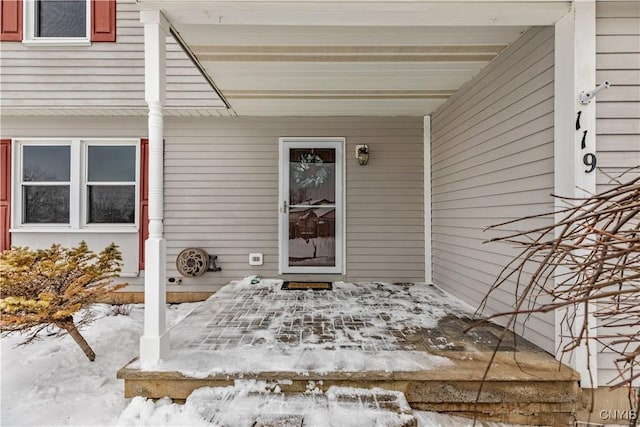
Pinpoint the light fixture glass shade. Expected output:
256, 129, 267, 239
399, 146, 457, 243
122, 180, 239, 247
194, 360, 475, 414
357, 151, 369, 165
357, 145, 369, 166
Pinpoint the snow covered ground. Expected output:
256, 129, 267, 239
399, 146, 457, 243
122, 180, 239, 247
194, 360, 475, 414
1, 301, 526, 426
1, 303, 195, 426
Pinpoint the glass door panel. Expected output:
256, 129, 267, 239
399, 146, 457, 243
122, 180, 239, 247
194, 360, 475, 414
288, 148, 336, 268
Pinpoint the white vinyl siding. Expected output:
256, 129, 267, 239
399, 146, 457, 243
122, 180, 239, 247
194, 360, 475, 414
0, 1, 228, 116
431, 26, 556, 353
595, 0, 640, 386
163, 116, 425, 289
595, 1, 640, 193
1, 115, 425, 291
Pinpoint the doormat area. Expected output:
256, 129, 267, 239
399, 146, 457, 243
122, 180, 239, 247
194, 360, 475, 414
281, 281, 333, 291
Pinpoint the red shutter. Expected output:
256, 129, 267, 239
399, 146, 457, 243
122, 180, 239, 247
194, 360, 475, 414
139, 138, 149, 270
0, 0, 22, 41
91, 0, 116, 42
0, 140, 11, 251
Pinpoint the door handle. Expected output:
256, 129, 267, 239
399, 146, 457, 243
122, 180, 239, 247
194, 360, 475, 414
282, 200, 288, 214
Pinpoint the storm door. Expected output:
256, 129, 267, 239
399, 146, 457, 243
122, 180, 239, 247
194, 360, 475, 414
279, 138, 344, 274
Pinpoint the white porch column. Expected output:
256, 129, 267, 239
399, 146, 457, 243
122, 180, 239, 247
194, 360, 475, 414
554, 0, 598, 387
139, 10, 170, 365
423, 115, 432, 284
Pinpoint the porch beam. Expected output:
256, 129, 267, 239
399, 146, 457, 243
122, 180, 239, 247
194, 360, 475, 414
139, 9, 170, 365
139, 1, 571, 27
554, 0, 598, 388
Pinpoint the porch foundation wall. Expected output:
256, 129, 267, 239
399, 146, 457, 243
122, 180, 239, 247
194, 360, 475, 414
576, 386, 637, 426
118, 368, 580, 426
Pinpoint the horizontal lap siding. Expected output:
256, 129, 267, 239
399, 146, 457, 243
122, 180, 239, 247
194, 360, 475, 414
163, 116, 424, 289
595, 1, 640, 386
595, 1, 640, 193
431, 26, 556, 353
0, 1, 223, 111
2, 116, 424, 291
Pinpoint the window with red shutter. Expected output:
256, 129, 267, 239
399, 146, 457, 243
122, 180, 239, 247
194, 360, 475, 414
0, 0, 22, 41
2, 0, 115, 43
91, 0, 115, 42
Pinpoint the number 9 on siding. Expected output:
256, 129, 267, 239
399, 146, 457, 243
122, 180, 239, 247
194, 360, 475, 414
583, 153, 597, 173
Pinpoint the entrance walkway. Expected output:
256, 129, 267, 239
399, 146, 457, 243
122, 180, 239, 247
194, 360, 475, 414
170, 279, 531, 354
118, 278, 580, 425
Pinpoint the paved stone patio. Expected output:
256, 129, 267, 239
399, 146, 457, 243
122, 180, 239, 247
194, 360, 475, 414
119, 278, 580, 425
169, 279, 542, 356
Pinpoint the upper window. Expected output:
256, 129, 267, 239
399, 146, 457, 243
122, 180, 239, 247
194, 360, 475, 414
15, 139, 138, 228
24, 0, 90, 45
36, 0, 87, 38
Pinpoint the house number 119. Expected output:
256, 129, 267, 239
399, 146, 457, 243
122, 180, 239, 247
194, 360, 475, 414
576, 112, 597, 173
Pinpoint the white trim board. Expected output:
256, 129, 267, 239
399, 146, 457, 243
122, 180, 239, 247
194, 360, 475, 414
424, 115, 432, 284
554, 0, 598, 388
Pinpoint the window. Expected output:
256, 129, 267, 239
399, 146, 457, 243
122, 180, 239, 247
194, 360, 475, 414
86, 145, 136, 224
36, 0, 86, 37
15, 139, 138, 228
23, 0, 91, 44
22, 145, 71, 223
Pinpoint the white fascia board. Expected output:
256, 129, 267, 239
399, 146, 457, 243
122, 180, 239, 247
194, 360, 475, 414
140, 1, 572, 27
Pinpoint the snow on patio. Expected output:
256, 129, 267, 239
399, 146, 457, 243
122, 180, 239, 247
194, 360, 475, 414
133, 278, 491, 377
0, 296, 528, 426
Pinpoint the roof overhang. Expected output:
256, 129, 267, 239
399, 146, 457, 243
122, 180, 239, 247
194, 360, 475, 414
138, 0, 572, 116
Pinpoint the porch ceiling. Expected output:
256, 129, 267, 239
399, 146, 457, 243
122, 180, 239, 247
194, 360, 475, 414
140, 1, 571, 116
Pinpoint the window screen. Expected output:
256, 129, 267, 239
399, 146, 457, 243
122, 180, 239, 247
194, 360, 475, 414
36, 0, 87, 38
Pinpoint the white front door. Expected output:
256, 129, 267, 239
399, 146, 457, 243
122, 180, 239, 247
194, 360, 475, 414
279, 138, 344, 274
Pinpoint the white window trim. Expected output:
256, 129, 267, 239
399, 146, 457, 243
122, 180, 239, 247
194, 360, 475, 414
11, 138, 139, 233
22, 0, 91, 46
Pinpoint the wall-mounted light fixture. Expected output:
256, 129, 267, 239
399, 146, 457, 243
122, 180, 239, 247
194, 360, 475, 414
356, 144, 369, 166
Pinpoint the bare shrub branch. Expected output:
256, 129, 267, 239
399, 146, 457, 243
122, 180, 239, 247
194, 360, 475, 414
470, 171, 640, 424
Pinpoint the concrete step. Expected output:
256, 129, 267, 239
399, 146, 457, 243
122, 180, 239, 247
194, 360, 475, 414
119, 350, 581, 426
185, 386, 417, 427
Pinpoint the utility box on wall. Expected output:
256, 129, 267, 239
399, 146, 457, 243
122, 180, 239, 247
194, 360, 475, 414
249, 253, 263, 266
